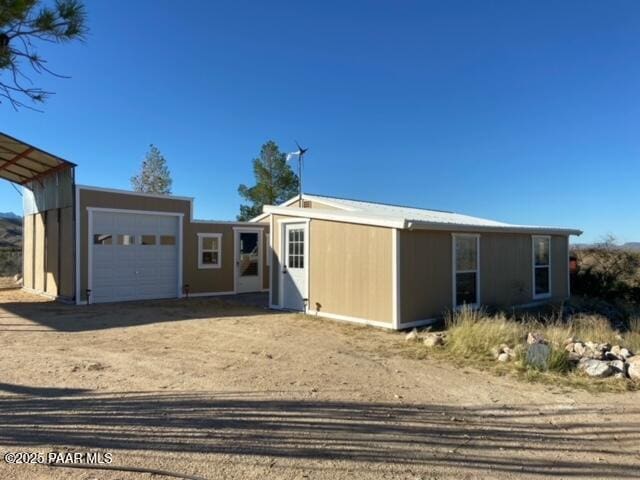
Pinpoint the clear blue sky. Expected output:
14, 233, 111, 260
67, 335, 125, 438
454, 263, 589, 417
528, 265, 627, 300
1, 0, 638, 243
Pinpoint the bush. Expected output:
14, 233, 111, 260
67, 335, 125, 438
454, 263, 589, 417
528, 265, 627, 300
0, 249, 21, 277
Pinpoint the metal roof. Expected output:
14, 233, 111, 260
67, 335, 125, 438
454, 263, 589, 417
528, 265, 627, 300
0, 132, 76, 186
257, 193, 583, 236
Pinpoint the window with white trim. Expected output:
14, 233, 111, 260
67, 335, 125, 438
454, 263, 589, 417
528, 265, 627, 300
454, 234, 479, 307
198, 233, 222, 269
533, 236, 551, 298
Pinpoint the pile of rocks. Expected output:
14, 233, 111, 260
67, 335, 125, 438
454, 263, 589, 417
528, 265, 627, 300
405, 328, 446, 347
564, 339, 638, 379
490, 344, 518, 362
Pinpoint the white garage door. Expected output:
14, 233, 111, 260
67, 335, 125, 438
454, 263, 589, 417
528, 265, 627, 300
90, 210, 181, 303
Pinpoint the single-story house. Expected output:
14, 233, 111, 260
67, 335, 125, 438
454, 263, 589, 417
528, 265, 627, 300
252, 194, 582, 329
2, 132, 582, 329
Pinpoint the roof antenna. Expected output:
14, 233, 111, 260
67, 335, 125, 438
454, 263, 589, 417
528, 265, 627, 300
286, 141, 308, 208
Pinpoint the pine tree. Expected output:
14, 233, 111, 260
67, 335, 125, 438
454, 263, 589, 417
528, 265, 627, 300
0, 0, 87, 110
237, 141, 299, 221
131, 145, 173, 195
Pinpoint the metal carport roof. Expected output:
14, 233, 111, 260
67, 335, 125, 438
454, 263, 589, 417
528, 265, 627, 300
0, 131, 76, 187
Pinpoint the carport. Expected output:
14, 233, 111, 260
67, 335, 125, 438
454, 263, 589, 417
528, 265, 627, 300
0, 131, 77, 301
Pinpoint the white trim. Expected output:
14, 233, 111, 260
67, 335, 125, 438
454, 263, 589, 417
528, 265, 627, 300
187, 290, 236, 298
192, 219, 260, 225
197, 233, 223, 269
532, 235, 552, 300
77, 184, 194, 201
452, 233, 481, 310
87, 208, 93, 303
277, 218, 310, 310
392, 228, 400, 329
74, 185, 81, 304
178, 215, 184, 297
232, 226, 263, 293
305, 309, 396, 330
269, 214, 274, 307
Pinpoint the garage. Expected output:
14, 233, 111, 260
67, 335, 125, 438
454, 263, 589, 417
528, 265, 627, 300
88, 209, 182, 303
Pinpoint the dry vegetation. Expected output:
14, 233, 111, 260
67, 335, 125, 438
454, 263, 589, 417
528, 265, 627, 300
421, 306, 640, 392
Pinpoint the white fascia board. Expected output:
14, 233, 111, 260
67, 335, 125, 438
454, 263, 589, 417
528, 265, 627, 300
406, 220, 582, 237
262, 205, 406, 229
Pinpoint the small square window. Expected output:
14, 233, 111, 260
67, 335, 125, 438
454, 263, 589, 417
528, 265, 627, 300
93, 234, 112, 245
160, 235, 176, 246
198, 234, 222, 269
117, 234, 135, 246
140, 235, 156, 246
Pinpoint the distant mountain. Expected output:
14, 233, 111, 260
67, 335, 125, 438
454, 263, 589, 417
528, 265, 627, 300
0, 212, 20, 221
0, 217, 22, 249
572, 242, 640, 252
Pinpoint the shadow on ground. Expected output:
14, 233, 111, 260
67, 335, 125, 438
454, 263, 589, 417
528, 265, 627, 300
0, 387, 638, 477
0, 293, 274, 332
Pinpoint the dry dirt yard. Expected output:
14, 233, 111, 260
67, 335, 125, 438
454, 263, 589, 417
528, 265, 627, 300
0, 288, 638, 480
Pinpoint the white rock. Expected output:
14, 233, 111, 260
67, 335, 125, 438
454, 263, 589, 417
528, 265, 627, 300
405, 329, 419, 342
627, 356, 640, 381
609, 360, 626, 374
574, 342, 586, 356
578, 359, 613, 378
497, 353, 510, 362
620, 348, 633, 359
423, 335, 444, 348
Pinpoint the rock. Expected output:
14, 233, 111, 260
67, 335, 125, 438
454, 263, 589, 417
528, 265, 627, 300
497, 352, 510, 362
526, 343, 551, 370
423, 334, 444, 348
610, 345, 622, 357
609, 360, 626, 374
490, 346, 501, 359
620, 348, 633, 359
578, 358, 613, 378
13, 273, 23, 285
527, 332, 547, 345
574, 342, 586, 356
567, 352, 582, 363
565, 342, 575, 353
627, 356, 640, 381
405, 329, 419, 342
564, 336, 578, 346
614, 372, 626, 380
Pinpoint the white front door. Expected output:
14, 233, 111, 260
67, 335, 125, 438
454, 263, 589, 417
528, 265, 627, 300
235, 229, 262, 293
281, 222, 308, 311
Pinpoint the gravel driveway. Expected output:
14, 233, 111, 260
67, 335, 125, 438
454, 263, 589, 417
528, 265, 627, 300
0, 288, 638, 480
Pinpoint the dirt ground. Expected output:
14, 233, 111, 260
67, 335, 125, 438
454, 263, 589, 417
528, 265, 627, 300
0, 288, 638, 480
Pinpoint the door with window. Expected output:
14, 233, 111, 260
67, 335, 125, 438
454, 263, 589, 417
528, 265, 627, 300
281, 222, 307, 311
235, 229, 262, 293
532, 236, 551, 299
453, 234, 479, 308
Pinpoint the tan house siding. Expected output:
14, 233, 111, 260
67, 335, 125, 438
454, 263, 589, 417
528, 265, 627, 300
400, 231, 571, 324
45, 210, 59, 296
399, 230, 452, 323
33, 212, 45, 292
309, 220, 393, 324
59, 207, 75, 298
22, 214, 34, 289
184, 223, 235, 294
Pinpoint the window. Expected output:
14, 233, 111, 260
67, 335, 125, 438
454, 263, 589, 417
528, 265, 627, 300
198, 233, 222, 269
533, 236, 551, 298
117, 234, 135, 245
140, 235, 156, 246
93, 234, 112, 245
287, 228, 304, 269
453, 234, 479, 307
160, 235, 176, 246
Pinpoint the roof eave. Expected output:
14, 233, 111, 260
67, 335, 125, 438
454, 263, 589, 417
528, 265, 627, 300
406, 220, 582, 236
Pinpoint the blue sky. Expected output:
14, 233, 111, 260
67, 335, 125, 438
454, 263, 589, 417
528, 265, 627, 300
1, 0, 638, 243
